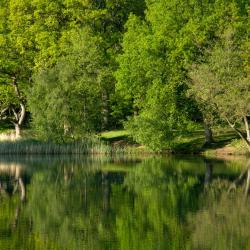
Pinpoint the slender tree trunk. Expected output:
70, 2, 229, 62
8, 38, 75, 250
243, 116, 250, 142
14, 123, 21, 139
101, 90, 108, 130
12, 103, 25, 139
203, 120, 213, 145
18, 103, 26, 126
11, 77, 26, 139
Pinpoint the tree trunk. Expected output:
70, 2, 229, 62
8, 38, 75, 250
14, 123, 21, 139
101, 90, 108, 130
203, 121, 213, 145
243, 116, 250, 142
11, 76, 26, 139
18, 103, 26, 127
14, 103, 25, 139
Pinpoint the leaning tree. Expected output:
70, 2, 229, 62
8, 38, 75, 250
189, 31, 250, 149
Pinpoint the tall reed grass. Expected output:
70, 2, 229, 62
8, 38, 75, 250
0, 138, 111, 155
0, 138, 142, 155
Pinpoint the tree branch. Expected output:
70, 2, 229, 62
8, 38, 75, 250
11, 107, 19, 122
18, 103, 25, 126
10, 76, 26, 127
0, 106, 9, 115
225, 117, 250, 149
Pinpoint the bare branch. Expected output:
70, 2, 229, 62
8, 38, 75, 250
18, 103, 26, 126
0, 106, 10, 121
0, 106, 9, 116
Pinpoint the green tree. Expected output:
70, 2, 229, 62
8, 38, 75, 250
0, 0, 34, 137
116, 0, 249, 150
188, 30, 250, 149
27, 0, 146, 137
28, 29, 105, 141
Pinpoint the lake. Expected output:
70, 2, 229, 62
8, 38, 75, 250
0, 155, 249, 250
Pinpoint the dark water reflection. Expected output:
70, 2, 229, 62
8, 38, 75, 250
0, 156, 249, 250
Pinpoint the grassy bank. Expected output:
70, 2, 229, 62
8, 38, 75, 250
168, 130, 250, 156
0, 129, 249, 156
101, 129, 250, 156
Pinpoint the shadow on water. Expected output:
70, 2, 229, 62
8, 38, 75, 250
0, 155, 249, 250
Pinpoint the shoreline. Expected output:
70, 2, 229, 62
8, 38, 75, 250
0, 129, 249, 157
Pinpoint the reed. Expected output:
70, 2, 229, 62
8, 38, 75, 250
0, 138, 143, 155
0, 138, 112, 155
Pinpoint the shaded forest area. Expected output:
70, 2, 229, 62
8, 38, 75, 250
0, 0, 249, 152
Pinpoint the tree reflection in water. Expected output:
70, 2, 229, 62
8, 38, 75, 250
0, 157, 248, 250
189, 160, 250, 250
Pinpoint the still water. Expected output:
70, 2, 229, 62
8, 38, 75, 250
0, 155, 249, 250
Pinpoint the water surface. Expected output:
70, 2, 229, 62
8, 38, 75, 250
0, 156, 249, 250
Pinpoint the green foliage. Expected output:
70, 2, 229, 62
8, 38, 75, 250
28, 29, 106, 141
115, 0, 249, 150
188, 29, 250, 141
189, 190, 250, 250
0, 0, 146, 137
117, 158, 199, 250
0, 0, 248, 149
125, 113, 192, 151
0, 84, 18, 107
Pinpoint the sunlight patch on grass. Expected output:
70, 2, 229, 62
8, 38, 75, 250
100, 130, 129, 139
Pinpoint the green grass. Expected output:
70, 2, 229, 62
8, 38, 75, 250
171, 129, 250, 156
101, 130, 129, 138
101, 128, 249, 156
0, 128, 248, 156
0, 138, 111, 155
0, 124, 12, 133
0, 128, 141, 155
100, 130, 129, 141
171, 130, 237, 152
